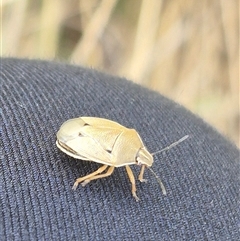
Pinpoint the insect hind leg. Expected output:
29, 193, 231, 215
81, 166, 115, 186
72, 164, 109, 190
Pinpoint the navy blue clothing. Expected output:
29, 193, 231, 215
1, 58, 239, 240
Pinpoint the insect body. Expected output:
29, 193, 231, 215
56, 117, 159, 201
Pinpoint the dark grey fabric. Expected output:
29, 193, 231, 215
1, 58, 239, 241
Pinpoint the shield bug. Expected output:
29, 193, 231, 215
56, 117, 188, 201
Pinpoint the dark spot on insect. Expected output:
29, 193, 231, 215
106, 149, 112, 154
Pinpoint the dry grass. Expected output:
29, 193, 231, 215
1, 0, 239, 147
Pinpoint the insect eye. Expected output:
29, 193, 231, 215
136, 157, 142, 165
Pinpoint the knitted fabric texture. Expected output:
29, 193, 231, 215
1, 58, 239, 240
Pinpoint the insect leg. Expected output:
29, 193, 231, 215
72, 164, 108, 190
138, 165, 147, 182
81, 166, 115, 186
125, 165, 140, 201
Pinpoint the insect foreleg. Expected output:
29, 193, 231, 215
138, 165, 147, 182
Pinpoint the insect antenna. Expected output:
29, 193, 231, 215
149, 135, 189, 195
148, 167, 167, 195
151, 135, 189, 156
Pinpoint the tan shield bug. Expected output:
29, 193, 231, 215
56, 117, 188, 201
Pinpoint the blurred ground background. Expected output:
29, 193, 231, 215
1, 0, 239, 147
